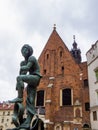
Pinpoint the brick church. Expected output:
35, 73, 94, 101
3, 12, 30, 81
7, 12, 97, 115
25, 26, 90, 130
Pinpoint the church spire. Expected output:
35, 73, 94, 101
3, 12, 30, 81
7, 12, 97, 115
70, 35, 82, 64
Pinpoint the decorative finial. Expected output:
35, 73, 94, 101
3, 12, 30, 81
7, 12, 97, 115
73, 35, 77, 48
53, 24, 56, 30
73, 35, 75, 41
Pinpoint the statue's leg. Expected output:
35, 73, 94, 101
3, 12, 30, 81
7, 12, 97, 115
9, 76, 24, 103
19, 86, 37, 129
26, 85, 37, 115
15, 75, 40, 129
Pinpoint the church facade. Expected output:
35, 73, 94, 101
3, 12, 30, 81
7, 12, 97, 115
34, 27, 90, 130
36, 27, 90, 130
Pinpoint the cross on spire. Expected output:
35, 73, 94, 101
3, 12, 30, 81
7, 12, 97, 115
53, 24, 56, 30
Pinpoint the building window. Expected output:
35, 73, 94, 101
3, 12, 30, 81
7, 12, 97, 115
0, 126, 3, 130
43, 69, 46, 74
5, 123, 8, 127
60, 51, 62, 57
84, 79, 88, 87
93, 111, 97, 121
3, 112, 5, 116
95, 69, 98, 81
85, 102, 90, 111
62, 88, 71, 106
74, 128, 78, 130
56, 126, 60, 130
47, 54, 49, 59
7, 119, 9, 122
97, 92, 98, 104
83, 124, 90, 129
61, 66, 64, 74
36, 90, 44, 106
7, 111, 10, 115
1, 119, 4, 123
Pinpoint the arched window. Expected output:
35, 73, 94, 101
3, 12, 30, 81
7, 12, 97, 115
60, 51, 63, 57
58, 46, 64, 59
56, 126, 60, 130
55, 124, 62, 130
43, 50, 50, 75
83, 124, 90, 128
57, 47, 64, 75
62, 88, 72, 105
47, 54, 49, 59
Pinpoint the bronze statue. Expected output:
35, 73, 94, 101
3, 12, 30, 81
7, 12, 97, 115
9, 44, 42, 130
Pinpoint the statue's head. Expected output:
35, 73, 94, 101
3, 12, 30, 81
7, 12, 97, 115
21, 44, 33, 58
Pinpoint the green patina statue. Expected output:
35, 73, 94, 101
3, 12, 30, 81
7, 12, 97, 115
9, 44, 42, 130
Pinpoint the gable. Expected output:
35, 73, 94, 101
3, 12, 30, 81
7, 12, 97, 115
38, 29, 81, 77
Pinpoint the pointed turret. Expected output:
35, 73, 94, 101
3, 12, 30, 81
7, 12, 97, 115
70, 35, 82, 64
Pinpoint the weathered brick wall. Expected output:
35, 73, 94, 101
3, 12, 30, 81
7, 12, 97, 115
38, 29, 90, 129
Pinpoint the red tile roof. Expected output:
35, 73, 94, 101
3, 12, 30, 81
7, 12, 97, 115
0, 103, 14, 110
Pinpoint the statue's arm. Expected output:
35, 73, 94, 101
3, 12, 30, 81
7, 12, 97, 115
20, 61, 33, 72
20, 69, 27, 75
19, 61, 27, 75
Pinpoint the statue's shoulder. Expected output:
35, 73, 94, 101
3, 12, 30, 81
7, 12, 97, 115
28, 55, 37, 62
20, 60, 26, 66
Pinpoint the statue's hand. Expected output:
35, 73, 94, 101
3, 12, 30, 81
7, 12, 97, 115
20, 71, 27, 75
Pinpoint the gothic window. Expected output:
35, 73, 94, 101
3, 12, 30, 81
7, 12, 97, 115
60, 51, 62, 57
62, 88, 72, 106
45, 52, 50, 61
58, 47, 64, 59
85, 102, 90, 111
44, 50, 50, 75
61, 66, 64, 74
36, 90, 44, 106
47, 54, 49, 59
57, 47, 64, 75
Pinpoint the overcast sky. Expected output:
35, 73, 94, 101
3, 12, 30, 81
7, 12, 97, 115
0, 0, 98, 102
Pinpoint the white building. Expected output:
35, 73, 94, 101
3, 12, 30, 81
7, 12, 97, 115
0, 102, 14, 130
86, 41, 98, 130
